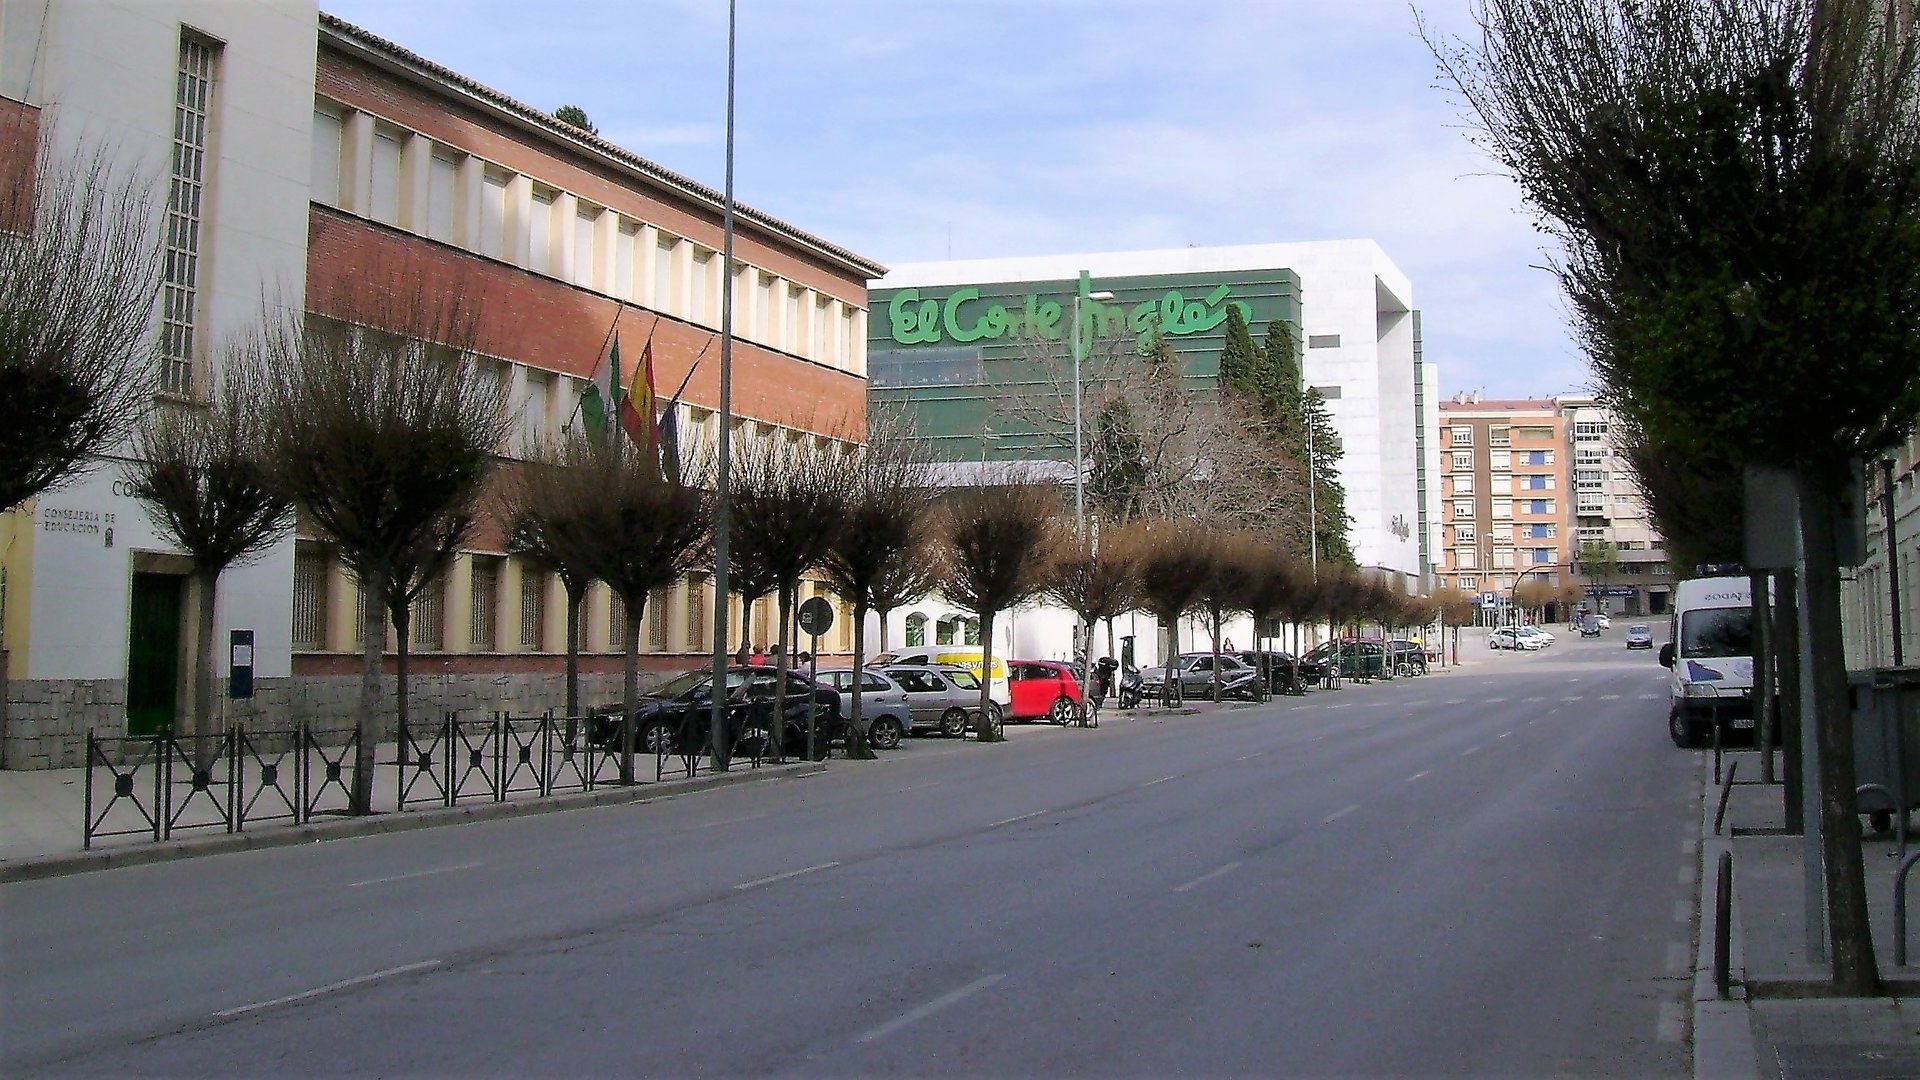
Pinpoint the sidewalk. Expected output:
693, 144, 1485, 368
0, 737, 823, 883
1695, 749, 1920, 1078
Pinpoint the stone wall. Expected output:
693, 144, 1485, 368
2, 670, 639, 770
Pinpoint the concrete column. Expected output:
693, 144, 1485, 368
553, 192, 578, 285
398, 131, 431, 234
341, 111, 374, 217
637, 225, 660, 309
455, 155, 482, 248
596, 211, 620, 298
325, 559, 357, 654
500, 557, 524, 654
541, 570, 565, 654
671, 238, 694, 318
444, 554, 473, 655
505, 174, 532, 268
825, 298, 844, 371
850, 308, 868, 376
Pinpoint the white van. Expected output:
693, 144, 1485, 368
868, 646, 1013, 713
1660, 575, 1756, 748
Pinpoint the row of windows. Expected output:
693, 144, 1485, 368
309, 101, 867, 373
1446, 450, 1557, 473
1451, 498, 1557, 518
292, 544, 855, 656
1454, 572, 1559, 592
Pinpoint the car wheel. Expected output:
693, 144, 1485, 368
1048, 697, 1075, 725
939, 707, 969, 738
868, 716, 904, 750
640, 720, 676, 756
1669, 708, 1705, 749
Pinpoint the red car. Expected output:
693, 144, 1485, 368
1008, 660, 1084, 724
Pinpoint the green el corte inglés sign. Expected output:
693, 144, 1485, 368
887, 282, 1253, 349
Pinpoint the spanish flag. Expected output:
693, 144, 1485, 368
620, 335, 659, 453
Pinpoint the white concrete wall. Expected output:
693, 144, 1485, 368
4, 0, 316, 681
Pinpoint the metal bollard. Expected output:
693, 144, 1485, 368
1714, 849, 1733, 999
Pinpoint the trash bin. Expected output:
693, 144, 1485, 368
1850, 667, 1920, 826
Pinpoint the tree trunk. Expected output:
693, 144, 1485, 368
1779, 567, 1805, 835
846, 603, 875, 760
1165, 613, 1181, 705
976, 609, 1003, 740
1798, 472, 1881, 995
563, 579, 585, 721
620, 602, 640, 785
1753, 571, 1776, 784
190, 565, 220, 772
352, 573, 384, 815
773, 585, 794, 760
392, 603, 413, 776
1210, 609, 1224, 702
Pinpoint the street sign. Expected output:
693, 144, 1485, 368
797, 596, 835, 637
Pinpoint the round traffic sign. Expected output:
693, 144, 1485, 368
797, 595, 835, 637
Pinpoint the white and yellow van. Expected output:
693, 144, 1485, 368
868, 646, 1012, 710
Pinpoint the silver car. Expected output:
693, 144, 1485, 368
874, 664, 999, 737
814, 667, 910, 749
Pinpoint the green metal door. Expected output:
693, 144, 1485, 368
126, 572, 184, 737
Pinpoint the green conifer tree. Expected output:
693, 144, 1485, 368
1217, 306, 1264, 402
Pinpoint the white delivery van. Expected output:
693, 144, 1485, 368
867, 646, 1013, 713
1660, 575, 1756, 748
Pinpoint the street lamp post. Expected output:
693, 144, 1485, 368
1071, 275, 1114, 543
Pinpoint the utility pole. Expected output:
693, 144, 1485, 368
1884, 458, 1904, 666
708, 0, 737, 770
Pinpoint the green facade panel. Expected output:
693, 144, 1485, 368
870, 268, 1303, 462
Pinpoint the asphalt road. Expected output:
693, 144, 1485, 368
3, 632, 1700, 1078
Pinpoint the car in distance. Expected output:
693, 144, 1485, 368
1134, 652, 1263, 701
814, 667, 910, 749
1516, 626, 1556, 648
1594, 613, 1612, 630
1489, 627, 1546, 651
1577, 615, 1602, 638
1624, 624, 1654, 650
1007, 660, 1084, 724
873, 663, 1000, 737
589, 665, 842, 759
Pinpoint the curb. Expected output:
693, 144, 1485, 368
1694, 754, 1762, 1080
0, 760, 826, 884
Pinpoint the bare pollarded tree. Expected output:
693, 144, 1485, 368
1195, 531, 1261, 701
1040, 525, 1140, 695
727, 424, 854, 759
821, 411, 941, 756
505, 456, 599, 723
123, 344, 294, 758
1129, 520, 1219, 706
1, 127, 163, 513
938, 469, 1061, 739
261, 273, 512, 814
556, 432, 711, 781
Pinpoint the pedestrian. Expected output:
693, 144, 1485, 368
734, 642, 750, 666
768, 644, 784, 666
796, 650, 812, 666
749, 644, 765, 665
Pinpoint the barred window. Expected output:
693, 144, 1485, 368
411, 575, 444, 651
905, 612, 927, 647
648, 586, 668, 651
686, 574, 707, 652
292, 545, 330, 650
469, 556, 499, 649
520, 569, 548, 650
608, 589, 626, 651
160, 33, 218, 397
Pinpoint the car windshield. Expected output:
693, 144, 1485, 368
1681, 608, 1750, 659
945, 669, 981, 690
1629, 625, 1651, 635
650, 670, 712, 699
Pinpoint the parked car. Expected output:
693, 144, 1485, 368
1385, 639, 1429, 675
1303, 639, 1390, 679
1234, 650, 1317, 694
1594, 613, 1613, 630
1007, 660, 1084, 724
874, 664, 1000, 737
1489, 627, 1547, 651
1577, 615, 1602, 638
814, 668, 910, 749
1516, 626, 1556, 647
868, 646, 1012, 711
588, 665, 842, 759
1625, 623, 1654, 650
1134, 652, 1263, 702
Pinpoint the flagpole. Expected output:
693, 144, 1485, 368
567, 302, 628, 436
708, 0, 737, 770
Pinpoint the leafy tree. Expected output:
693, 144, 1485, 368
123, 351, 293, 758
262, 274, 511, 814
1572, 539, 1621, 608
1432, 0, 1920, 993
1, 131, 162, 513
553, 105, 597, 135
937, 471, 1059, 738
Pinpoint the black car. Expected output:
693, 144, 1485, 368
588, 665, 843, 760
1233, 650, 1318, 693
1385, 640, 1429, 676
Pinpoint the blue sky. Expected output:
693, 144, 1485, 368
321, 0, 1587, 399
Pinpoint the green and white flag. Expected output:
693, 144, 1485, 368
578, 336, 623, 442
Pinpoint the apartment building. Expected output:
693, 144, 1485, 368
1555, 395, 1673, 617
1437, 396, 1571, 621
1844, 425, 1920, 670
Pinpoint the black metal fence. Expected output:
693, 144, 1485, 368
82, 712, 783, 851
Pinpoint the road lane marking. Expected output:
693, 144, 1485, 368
989, 810, 1047, 828
1561, 696, 1583, 702
1173, 862, 1243, 893
1484, 697, 1508, 704
1522, 696, 1547, 703
1445, 699, 1469, 705
1673, 901, 1692, 923
734, 862, 840, 891
857, 974, 1006, 1044
1678, 866, 1694, 885
1640, 693, 1661, 700
682, 814, 768, 831
1328, 703, 1354, 710
1324, 804, 1361, 824
1657, 1001, 1685, 1043
1682, 839, 1698, 855
1666, 943, 1691, 974
347, 863, 483, 888
1139, 776, 1176, 788
1600, 694, 1622, 700
1406, 771, 1431, 783
1234, 752, 1265, 762
895, 782, 944, 793
1460, 746, 1481, 757
215, 960, 442, 1018
1498, 732, 1513, 738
